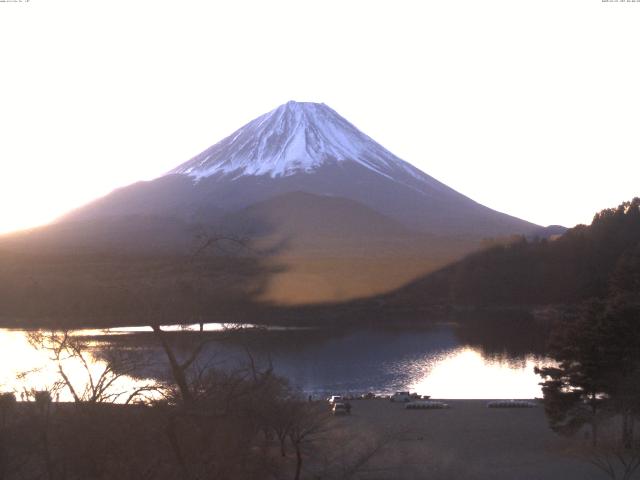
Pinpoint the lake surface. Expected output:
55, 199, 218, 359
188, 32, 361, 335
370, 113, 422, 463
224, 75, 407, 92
0, 324, 551, 400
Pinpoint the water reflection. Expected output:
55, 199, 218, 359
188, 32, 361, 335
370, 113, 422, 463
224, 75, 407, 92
246, 327, 551, 398
405, 348, 546, 399
77, 322, 253, 335
0, 324, 552, 401
0, 329, 157, 402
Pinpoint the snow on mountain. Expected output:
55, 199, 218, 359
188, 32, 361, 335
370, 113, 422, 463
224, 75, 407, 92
61, 100, 538, 240
169, 100, 433, 189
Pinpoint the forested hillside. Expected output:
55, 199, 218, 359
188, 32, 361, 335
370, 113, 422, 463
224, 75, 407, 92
387, 198, 640, 308
1, 199, 637, 328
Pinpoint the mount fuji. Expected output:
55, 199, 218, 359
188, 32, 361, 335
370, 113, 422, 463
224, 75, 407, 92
6, 101, 543, 305
66, 101, 537, 236
170, 101, 438, 183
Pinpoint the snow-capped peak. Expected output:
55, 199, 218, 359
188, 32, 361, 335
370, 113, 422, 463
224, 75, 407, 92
168, 101, 429, 184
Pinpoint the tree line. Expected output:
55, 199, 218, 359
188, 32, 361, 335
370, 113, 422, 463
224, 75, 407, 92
390, 197, 640, 308
531, 199, 640, 479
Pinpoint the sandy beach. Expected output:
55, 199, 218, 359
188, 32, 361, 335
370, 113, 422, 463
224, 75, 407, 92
326, 399, 602, 480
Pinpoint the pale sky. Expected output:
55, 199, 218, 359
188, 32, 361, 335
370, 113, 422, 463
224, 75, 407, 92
1, 0, 638, 234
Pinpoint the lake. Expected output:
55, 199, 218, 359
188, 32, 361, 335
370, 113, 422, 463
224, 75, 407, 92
0, 322, 551, 401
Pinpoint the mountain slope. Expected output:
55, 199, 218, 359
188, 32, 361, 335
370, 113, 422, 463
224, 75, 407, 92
217, 191, 475, 303
2, 101, 544, 308
65, 101, 538, 238
377, 198, 640, 309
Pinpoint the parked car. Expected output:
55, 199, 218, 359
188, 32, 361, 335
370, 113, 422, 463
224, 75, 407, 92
390, 391, 412, 403
332, 402, 348, 415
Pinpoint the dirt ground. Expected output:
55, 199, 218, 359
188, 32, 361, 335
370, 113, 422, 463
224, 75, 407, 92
325, 399, 603, 480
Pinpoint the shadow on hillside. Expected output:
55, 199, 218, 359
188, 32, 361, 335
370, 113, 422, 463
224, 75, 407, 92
0, 228, 291, 329
0, 211, 557, 359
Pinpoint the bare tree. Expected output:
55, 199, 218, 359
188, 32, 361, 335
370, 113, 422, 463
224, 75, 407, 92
286, 402, 331, 480
25, 330, 160, 405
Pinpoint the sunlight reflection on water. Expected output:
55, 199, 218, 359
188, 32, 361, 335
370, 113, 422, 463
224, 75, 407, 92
0, 329, 155, 402
402, 347, 547, 399
0, 325, 552, 401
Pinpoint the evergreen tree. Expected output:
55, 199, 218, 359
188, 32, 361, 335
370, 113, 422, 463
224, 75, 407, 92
536, 298, 640, 447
